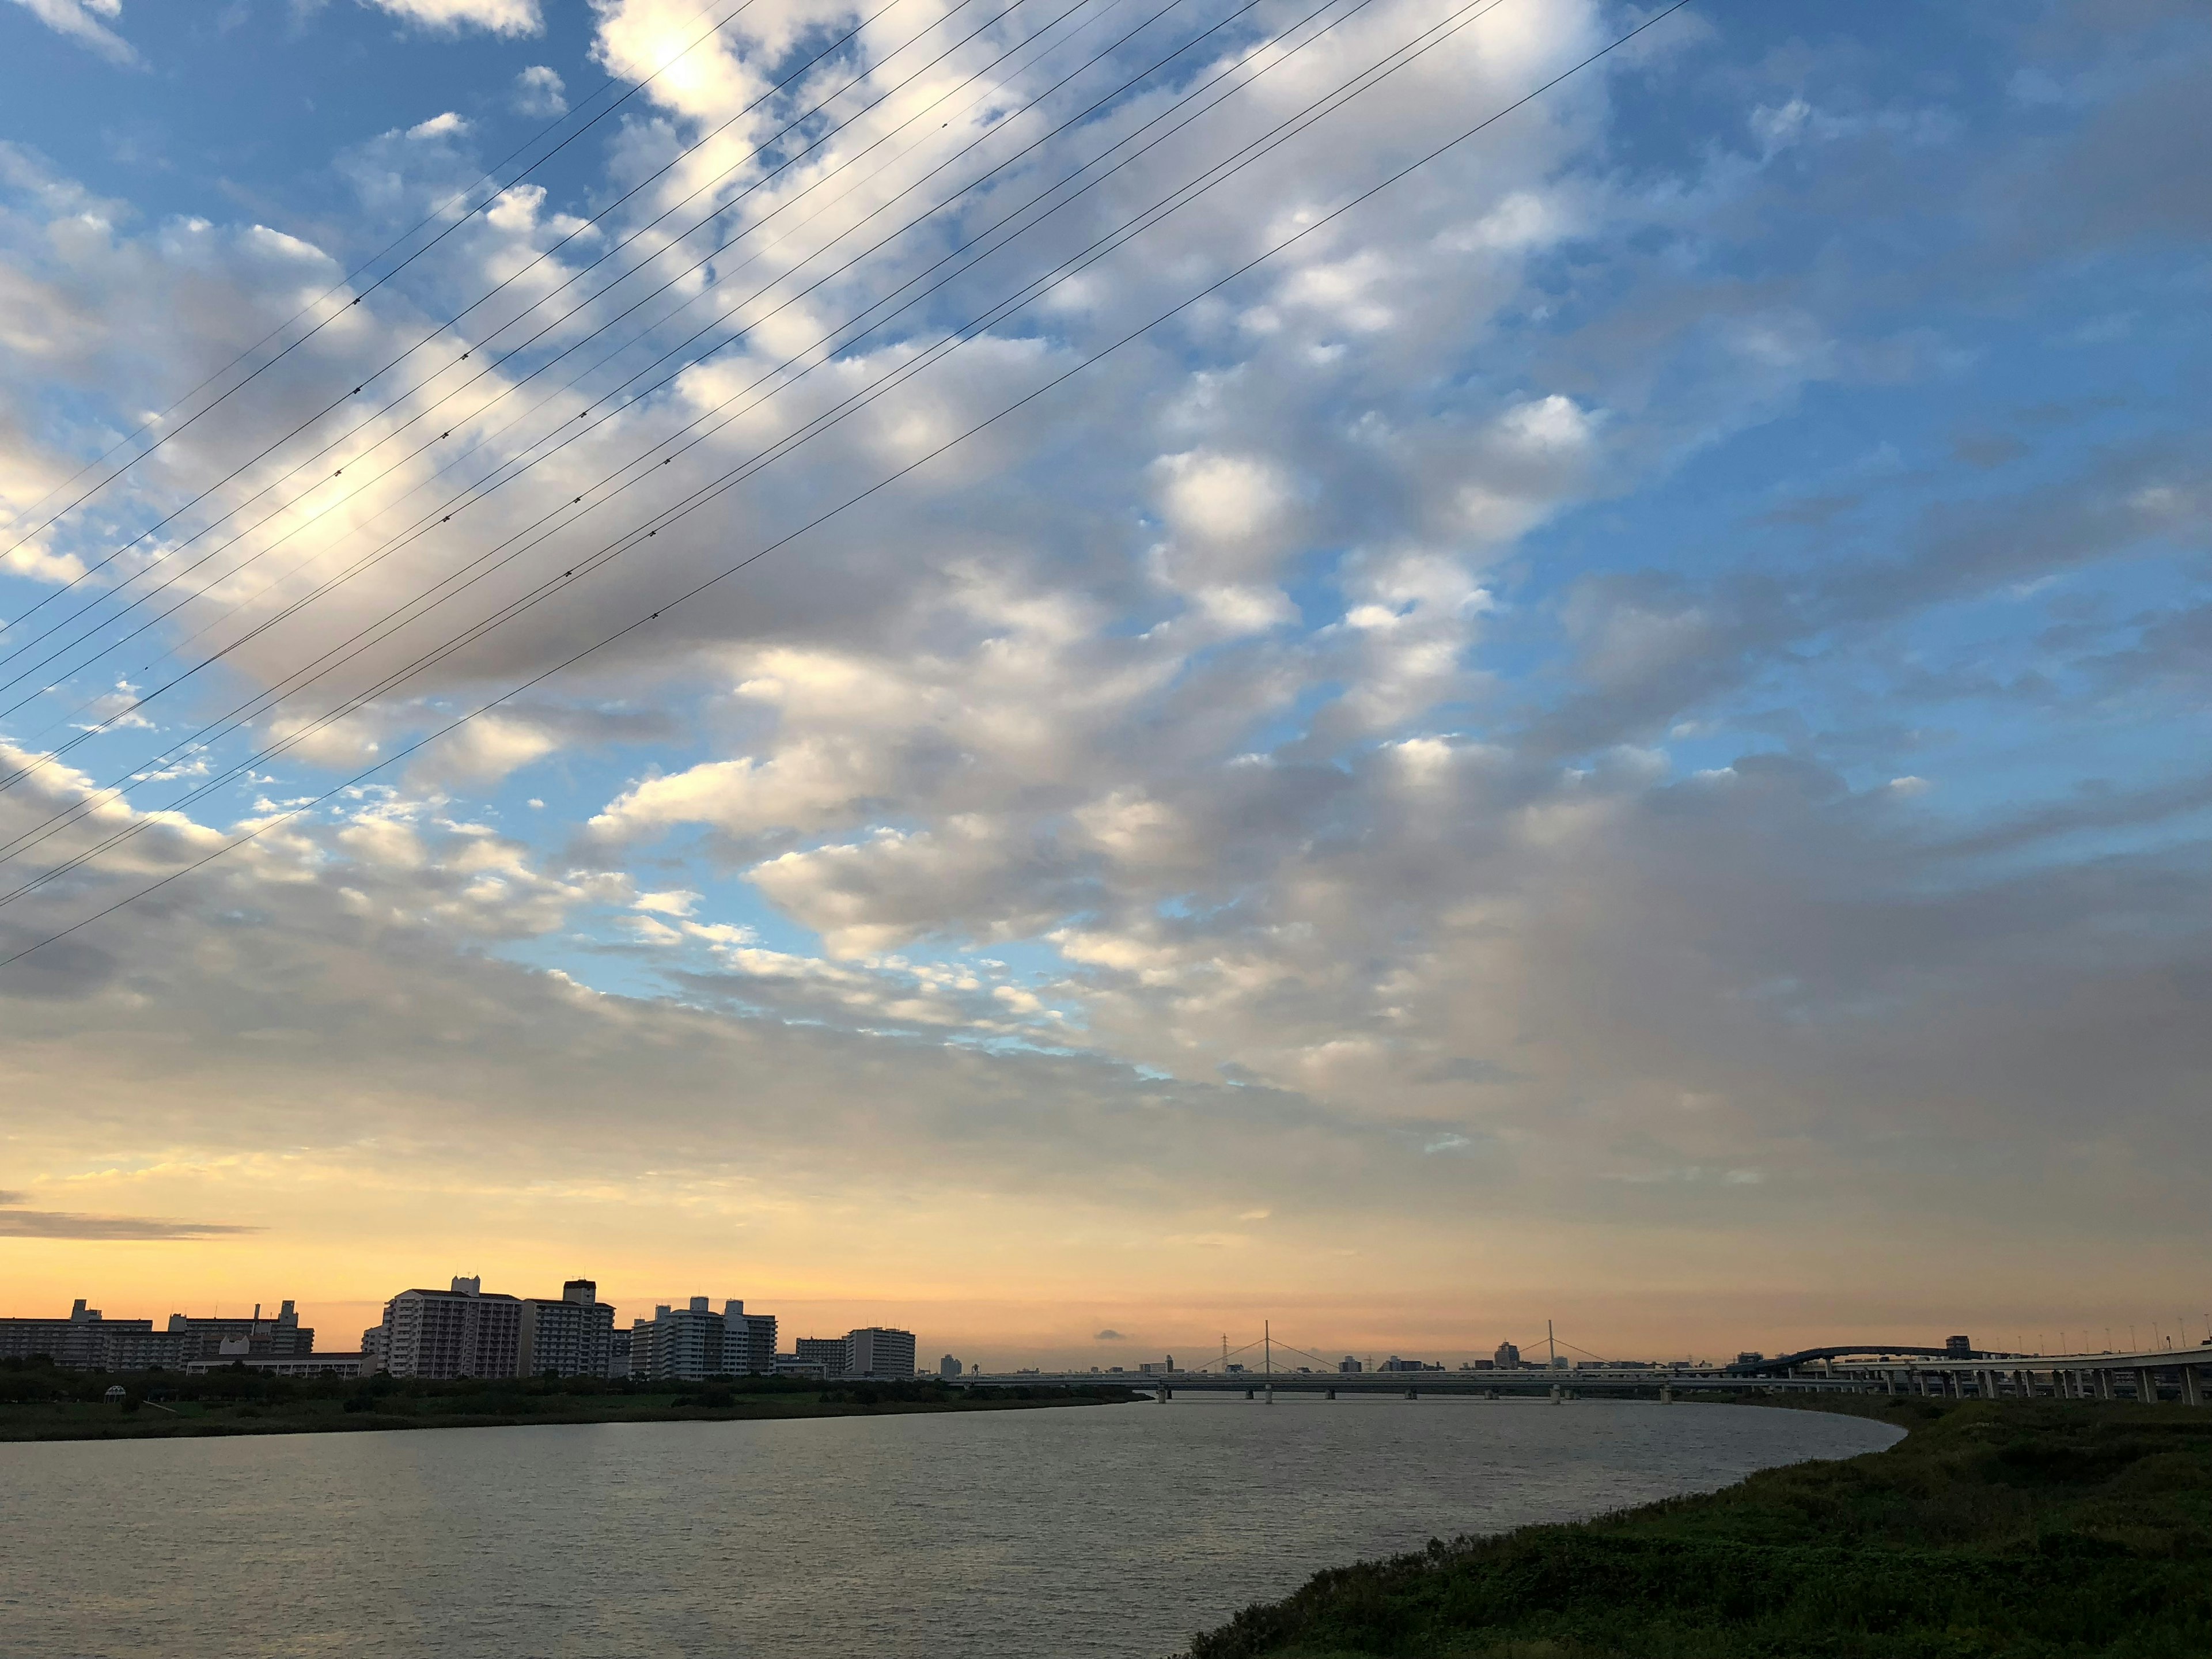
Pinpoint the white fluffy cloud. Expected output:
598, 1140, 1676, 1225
6, 0, 131, 63
358, 0, 541, 35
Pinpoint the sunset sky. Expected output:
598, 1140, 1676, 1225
1, 0, 2206, 1368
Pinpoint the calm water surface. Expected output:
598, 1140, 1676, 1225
0, 1396, 1898, 1658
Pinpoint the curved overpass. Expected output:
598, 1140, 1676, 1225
1726, 1344, 1995, 1377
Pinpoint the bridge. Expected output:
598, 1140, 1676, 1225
1757, 1342, 2212, 1404
968, 1369, 1854, 1399
967, 1331, 2212, 1405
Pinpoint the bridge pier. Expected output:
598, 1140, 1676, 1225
1325, 1387, 1336, 1400
1660, 1384, 1674, 1404
1407, 1387, 1419, 1400
2096, 1368, 2113, 1401
2183, 1367, 2202, 1407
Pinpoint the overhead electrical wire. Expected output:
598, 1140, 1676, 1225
0, 0, 765, 587
0, 0, 1693, 959
0, 0, 1455, 873
0, 0, 946, 630
0, 0, 1183, 753
0, 0, 1135, 700
0, 0, 1349, 794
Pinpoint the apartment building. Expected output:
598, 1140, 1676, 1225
628, 1297, 779, 1381
373, 1277, 522, 1380
165, 1300, 315, 1361
0, 1301, 157, 1370
846, 1327, 917, 1379
517, 1279, 616, 1379
793, 1336, 848, 1378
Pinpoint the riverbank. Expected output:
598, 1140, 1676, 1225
1183, 1393, 2212, 1658
0, 1366, 1139, 1442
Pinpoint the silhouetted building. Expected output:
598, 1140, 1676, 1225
0, 1300, 161, 1370
518, 1279, 615, 1378
1339, 1355, 1362, 1373
1493, 1342, 1521, 1369
373, 1277, 522, 1379
1945, 1335, 1972, 1356
182, 1353, 364, 1378
607, 1328, 631, 1379
794, 1336, 848, 1378
846, 1327, 917, 1378
939, 1354, 963, 1378
165, 1300, 313, 1361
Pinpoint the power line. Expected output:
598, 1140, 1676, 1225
0, 0, 765, 586
0, 0, 1131, 703
0, 0, 1691, 957
0, 0, 1500, 888
0, 0, 1190, 759
0, 0, 1357, 819
0, 0, 936, 631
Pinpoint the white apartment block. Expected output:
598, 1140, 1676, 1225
373, 1277, 522, 1380
629, 1296, 779, 1381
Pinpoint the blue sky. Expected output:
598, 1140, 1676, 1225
1, 0, 2207, 1359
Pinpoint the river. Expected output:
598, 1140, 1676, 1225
0, 1394, 1899, 1658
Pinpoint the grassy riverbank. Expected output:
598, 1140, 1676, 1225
0, 1361, 1139, 1442
1184, 1394, 2212, 1659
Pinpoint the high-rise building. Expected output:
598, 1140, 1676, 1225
846, 1327, 917, 1379
607, 1328, 631, 1380
373, 1277, 522, 1379
724, 1301, 777, 1375
518, 1279, 616, 1378
794, 1336, 848, 1378
1339, 1355, 1362, 1373
628, 1296, 778, 1381
1945, 1334, 1973, 1357
938, 1354, 963, 1378
1494, 1341, 1521, 1369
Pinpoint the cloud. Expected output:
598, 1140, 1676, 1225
6, 0, 134, 64
0, 1196, 260, 1240
512, 63, 566, 117
358, 0, 541, 35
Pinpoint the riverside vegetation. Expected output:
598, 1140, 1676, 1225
0, 1356, 1138, 1440
1184, 1395, 2212, 1659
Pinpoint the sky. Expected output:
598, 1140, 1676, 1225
0, 0, 2206, 1370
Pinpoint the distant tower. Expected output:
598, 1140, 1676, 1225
1494, 1341, 1520, 1369
1945, 1334, 1972, 1357
939, 1354, 962, 1378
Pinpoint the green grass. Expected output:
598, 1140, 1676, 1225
0, 1361, 1139, 1441
1183, 1395, 2212, 1659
